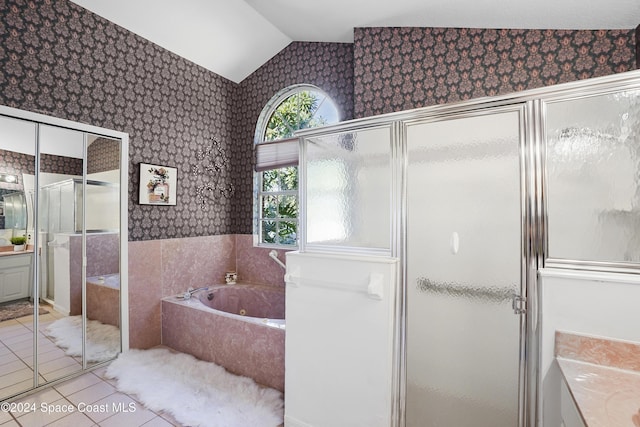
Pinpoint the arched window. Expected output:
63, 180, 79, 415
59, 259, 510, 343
254, 85, 340, 247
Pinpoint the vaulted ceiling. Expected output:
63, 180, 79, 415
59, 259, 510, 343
70, 0, 640, 83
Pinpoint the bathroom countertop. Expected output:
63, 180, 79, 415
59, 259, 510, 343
0, 249, 33, 257
556, 331, 640, 427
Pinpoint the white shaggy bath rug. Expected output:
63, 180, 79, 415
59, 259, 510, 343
45, 316, 120, 362
105, 348, 284, 427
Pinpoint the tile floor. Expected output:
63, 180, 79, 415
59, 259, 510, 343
0, 366, 181, 426
0, 306, 79, 401
0, 309, 180, 426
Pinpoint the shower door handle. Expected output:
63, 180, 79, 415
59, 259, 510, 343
511, 293, 526, 314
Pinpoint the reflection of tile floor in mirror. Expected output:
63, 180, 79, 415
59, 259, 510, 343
0, 305, 79, 400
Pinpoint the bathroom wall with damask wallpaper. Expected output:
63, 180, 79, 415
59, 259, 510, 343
353, 27, 636, 117
1, 0, 638, 240
1, 0, 238, 241
1, 0, 637, 351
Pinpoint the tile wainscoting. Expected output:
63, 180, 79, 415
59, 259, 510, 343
128, 234, 289, 349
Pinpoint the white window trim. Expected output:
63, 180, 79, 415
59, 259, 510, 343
253, 84, 341, 248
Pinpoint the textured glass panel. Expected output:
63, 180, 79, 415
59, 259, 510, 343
304, 127, 391, 250
405, 111, 522, 426
545, 90, 640, 263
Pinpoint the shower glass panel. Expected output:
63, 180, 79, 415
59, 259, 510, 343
303, 126, 392, 252
545, 89, 640, 264
405, 109, 524, 426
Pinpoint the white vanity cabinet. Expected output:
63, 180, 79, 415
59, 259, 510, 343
0, 252, 33, 304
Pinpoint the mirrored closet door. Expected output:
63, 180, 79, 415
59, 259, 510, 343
36, 124, 87, 385
0, 106, 128, 400
0, 114, 37, 400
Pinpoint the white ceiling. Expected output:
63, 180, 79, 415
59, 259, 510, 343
71, 0, 640, 84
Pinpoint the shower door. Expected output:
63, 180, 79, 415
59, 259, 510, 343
404, 106, 527, 426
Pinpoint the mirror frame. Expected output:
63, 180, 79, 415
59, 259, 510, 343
0, 104, 129, 396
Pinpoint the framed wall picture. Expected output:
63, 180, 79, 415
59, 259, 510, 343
139, 163, 177, 206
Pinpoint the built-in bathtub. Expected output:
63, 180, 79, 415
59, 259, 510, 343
161, 283, 285, 391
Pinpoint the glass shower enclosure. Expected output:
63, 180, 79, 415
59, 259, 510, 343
294, 69, 640, 427
297, 106, 533, 427
39, 178, 119, 302
403, 107, 527, 426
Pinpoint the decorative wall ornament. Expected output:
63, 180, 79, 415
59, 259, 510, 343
192, 137, 234, 209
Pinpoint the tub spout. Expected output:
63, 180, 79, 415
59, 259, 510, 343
182, 286, 209, 300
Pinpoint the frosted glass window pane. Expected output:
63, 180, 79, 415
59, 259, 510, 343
405, 110, 522, 426
545, 90, 640, 263
304, 127, 391, 250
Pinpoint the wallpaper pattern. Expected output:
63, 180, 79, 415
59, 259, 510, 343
1, 0, 637, 239
0, 149, 82, 190
87, 137, 120, 174
353, 27, 637, 117
233, 42, 354, 233
1, 0, 238, 240
636, 25, 640, 65
40, 153, 82, 175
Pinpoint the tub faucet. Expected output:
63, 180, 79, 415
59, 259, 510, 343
182, 286, 209, 300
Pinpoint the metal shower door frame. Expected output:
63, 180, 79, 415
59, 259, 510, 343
395, 101, 537, 427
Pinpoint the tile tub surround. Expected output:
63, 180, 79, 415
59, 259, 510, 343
127, 234, 288, 349
86, 274, 120, 327
198, 284, 285, 319
160, 234, 237, 297
161, 292, 285, 391
69, 233, 120, 316
127, 235, 237, 349
556, 331, 640, 426
235, 234, 289, 287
